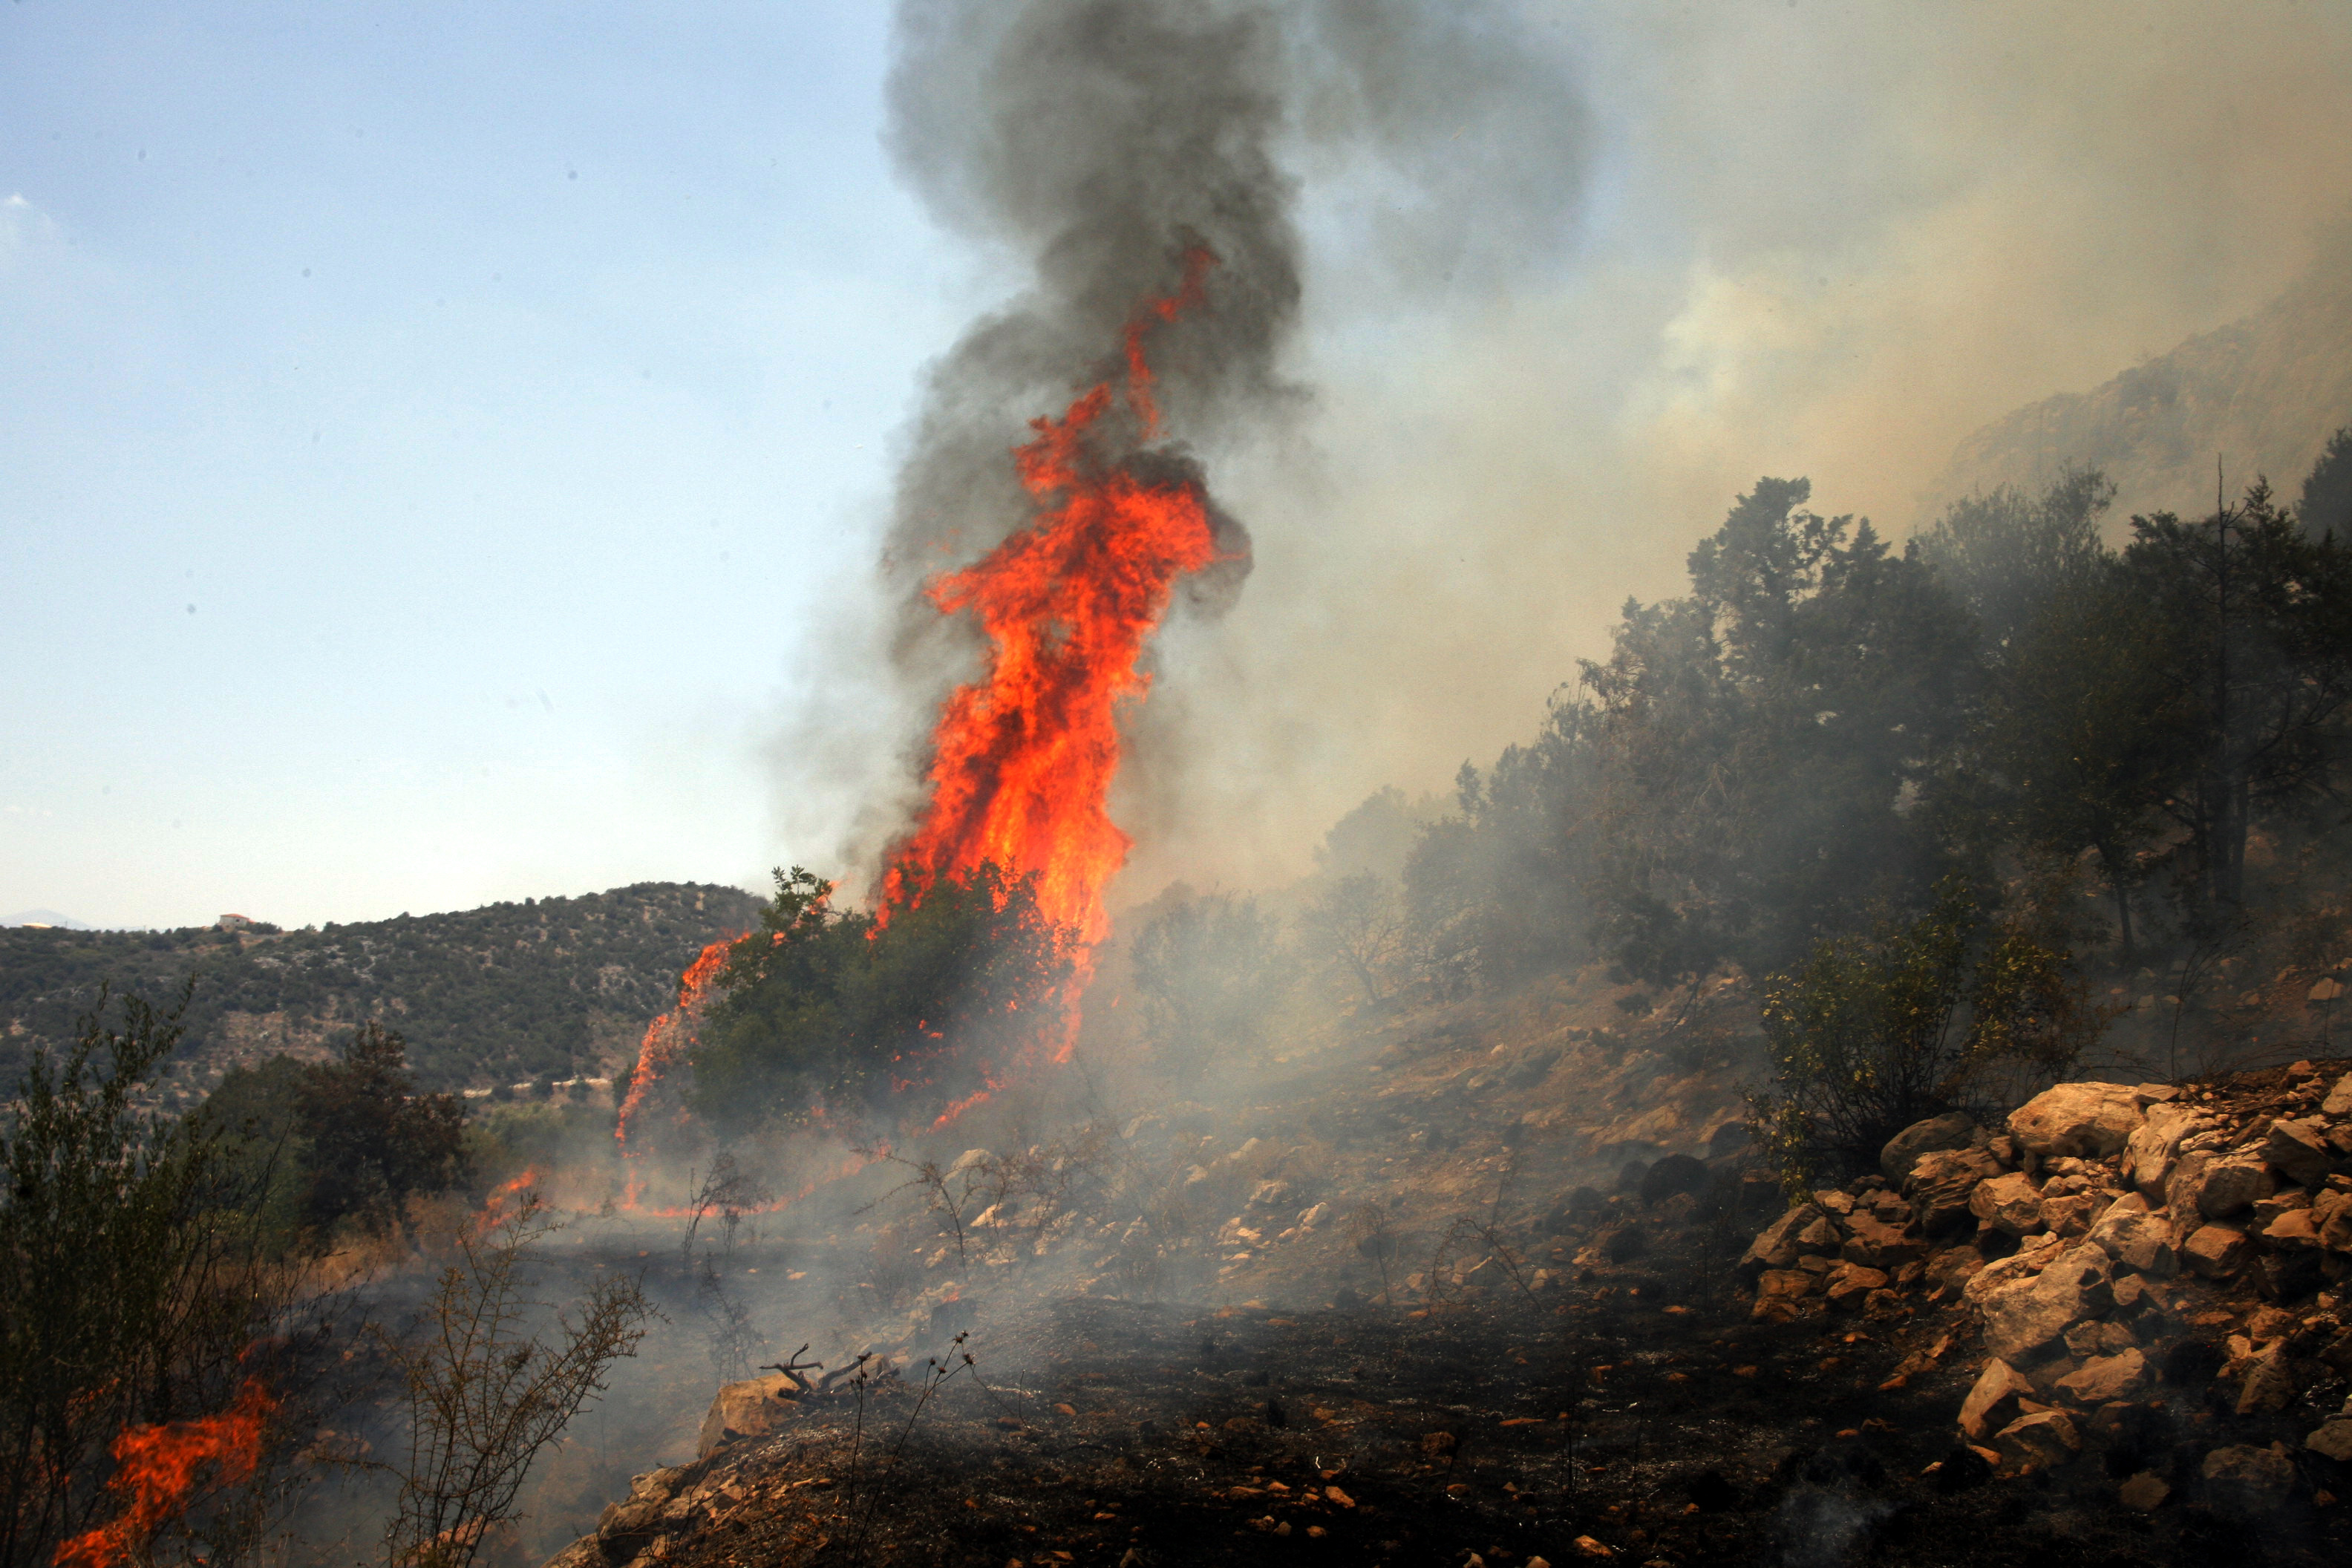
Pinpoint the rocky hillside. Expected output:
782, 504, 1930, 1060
1929, 229, 2352, 526
0, 881, 761, 1097
497, 969, 2351, 1567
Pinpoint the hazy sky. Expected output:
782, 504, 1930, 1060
7, 2, 2351, 930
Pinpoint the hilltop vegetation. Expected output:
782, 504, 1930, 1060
0, 882, 762, 1095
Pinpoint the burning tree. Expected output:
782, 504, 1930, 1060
684, 863, 1075, 1133
0, 988, 303, 1568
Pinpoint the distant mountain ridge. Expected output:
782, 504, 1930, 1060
0, 881, 762, 1100
1930, 229, 2352, 527
1, 909, 90, 930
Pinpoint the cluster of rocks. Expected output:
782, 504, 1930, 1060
1740, 1062, 2352, 1509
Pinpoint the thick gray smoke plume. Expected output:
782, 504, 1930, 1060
881, 1, 1297, 676
861, 0, 1592, 863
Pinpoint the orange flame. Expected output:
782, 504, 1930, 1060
473, 1166, 540, 1237
885, 246, 1229, 953
53, 1381, 275, 1568
616, 937, 739, 1152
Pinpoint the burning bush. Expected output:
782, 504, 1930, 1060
0, 988, 304, 1568
685, 863, 1075, 1132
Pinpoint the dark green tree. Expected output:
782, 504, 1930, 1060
2120, 480, 2352, 909
294, 1023, 470, 1235
0, 990, 287, 1568
2300, 425, 2352, 540
1579, 478, 1978, 982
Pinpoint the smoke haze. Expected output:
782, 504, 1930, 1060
771, 0, 2352, 918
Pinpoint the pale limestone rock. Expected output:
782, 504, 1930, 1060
1740, 1203, 1823, 1273
696, 1372, 800, 1460
2009, 1082, 2142, 1158
2307, 1419, 2352, 1463
2183, 1224, 2252, 1279
2323, 1071, 2352, 1117
1907, 1146, 2002, 1232
2056, 1348, 2148, 1404
2235, 1342, 2296, 1414
1970, 1172, 2045, 1236
2089, 1196, 2180, 1278
1881, 1112, 1982, 1184
2265, 1118, 2337, 1189
1992, 1410, 2080, 1471
2169, 1151, 2275, 1220
1959, 1358, 2036, 1439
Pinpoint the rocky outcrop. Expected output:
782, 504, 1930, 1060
1736, 1060, 2352, 1496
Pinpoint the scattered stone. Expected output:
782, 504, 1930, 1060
2038, 1192, 2099, 1239
2316, 1189, 2352, 1251
1907, 1146, 2002, 1233
2235, 1342, 2296, 1414
2307, 1419, 2352, 1463
2324, 1072, 2352, 1117
2183, 1224, 2252, 1279
1825, 1264, 1889, 1309
1970, 1172, 2045, 1237
1740, 1204, 1823, 1273
1959, 1358, 2036, 1439
2117, 1471, 2171, 1512
2172, 1151, 2276, 1220
2055, 1349, 2148, 1404
1991, 1409, 2080, 1471
2125, 1102, 2205, 1200
2009, 1082, 2142, 1158
2088, 1196, 2179, 1278
1840, 1211, 1924, 1269
2265, 1119, 2338, 1189
2201, 1444, 2295, 1511
696, 1373, 800, 1460
1881, 1112, 1982, 1184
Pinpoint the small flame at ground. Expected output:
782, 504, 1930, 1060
617, 936, 738, 1157
53, 1380, 275, 1568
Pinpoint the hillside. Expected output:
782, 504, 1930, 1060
1930, 227, 2352, 527
0, 881, 762, 1099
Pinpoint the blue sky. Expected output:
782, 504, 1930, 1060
7, 3, 2349, 930
2, 4, 979, 927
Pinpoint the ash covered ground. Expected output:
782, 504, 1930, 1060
486, 975, 2352, 1568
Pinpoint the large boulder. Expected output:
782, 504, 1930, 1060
1979, 1245, 2111, 1363
1970, 1172, 2046, 1236
2056, 1348, 2149, 1404
2168, 1151, 2275, 1219
2009, 1082, 2143, 1158
2183, 1224, 2252, 1279
2201, 1445, 2295, 1512
2315, 1189, 2352, 1252
696, 1372, 801, 1460
1907, 1146, 2002, 1233
2088, 1195, 2179, 1277
2307, 1418, 2352, 1463
2264, 1120, 2338, 1189
2124, 1102, 2205, 1200
1992, 1410, 2080, 1472
1880, 1112, 1982, 1184
1840, 1210, 1925, 1269
2323, 1071, 2352, 1117
1959, 1357, 2036, 1439
1740, 1203, 1824, 1274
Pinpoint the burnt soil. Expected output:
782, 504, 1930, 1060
602, 1216, 2350, 1568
